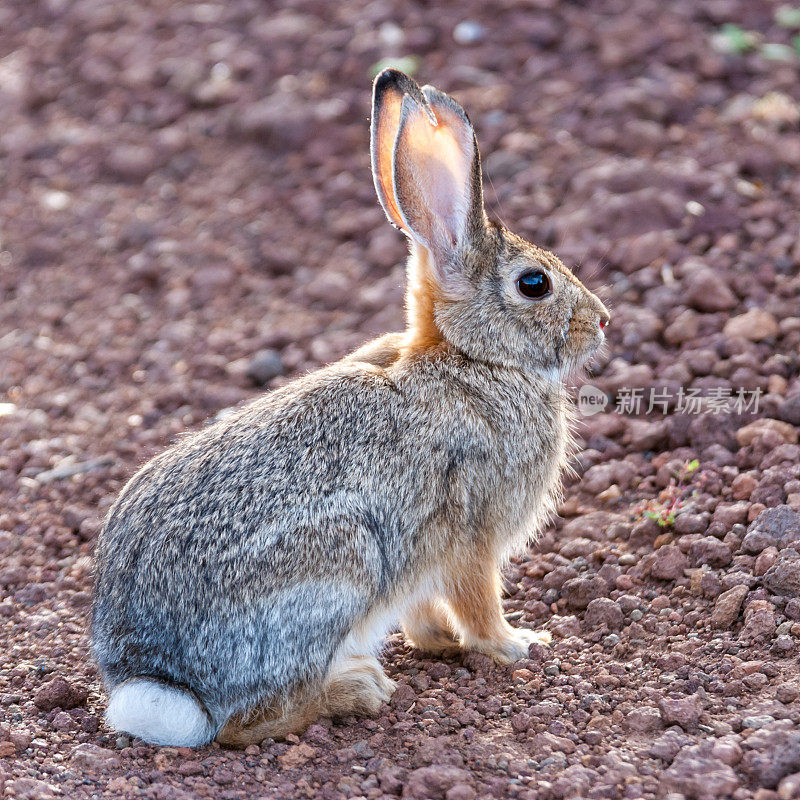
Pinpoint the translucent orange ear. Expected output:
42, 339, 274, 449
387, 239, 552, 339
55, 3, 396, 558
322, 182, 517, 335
370, 70, 433, 234
370, 71, 484, 294
392, 89, 478, 255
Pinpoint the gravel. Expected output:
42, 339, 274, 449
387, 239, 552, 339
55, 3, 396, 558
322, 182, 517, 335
1, 0, 799, 798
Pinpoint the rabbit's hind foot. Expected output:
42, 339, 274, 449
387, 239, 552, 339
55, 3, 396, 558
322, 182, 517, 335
323, 655, 396, 717
215, 656, 395, 748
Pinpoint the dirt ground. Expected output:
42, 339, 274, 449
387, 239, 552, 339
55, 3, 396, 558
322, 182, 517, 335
2, 0, 800, 798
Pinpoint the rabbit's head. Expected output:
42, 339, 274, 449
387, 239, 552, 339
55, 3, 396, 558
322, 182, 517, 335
371, 70, 609, 377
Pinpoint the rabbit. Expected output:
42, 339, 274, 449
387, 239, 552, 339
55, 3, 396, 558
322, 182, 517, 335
91, 68, 610, 749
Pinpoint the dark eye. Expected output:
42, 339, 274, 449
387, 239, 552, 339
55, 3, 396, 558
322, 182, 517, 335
516, 270, 551, 300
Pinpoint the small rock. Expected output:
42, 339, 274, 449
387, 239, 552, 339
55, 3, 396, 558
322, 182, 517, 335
712, 738, 743, 766
52, 711, 74, 731
659, 696, 702, 730
584, 597, 624, 630
625, 706, 663, 733
690, 536, 732, 568
104, 144, 161, 182
741, 727, 800, 788
684, 269, 737, 312
3, 778, 60, 800
742, 715, 775, 730
9, 730, 31, 753
736, 419, 798, 447
561, 576, 609, 610
724, 308, 779, 341
650, 729, 693, 761
740, 599, 776, 641
624, 418, 668, 451
742, 506, 800, 553
510, 712, 531, 734
732, 473, 758, 500
245, 349, 285, 386
777, 685, 799, 704
778, 393, 800, 426
233, 93, 314, 148
390, 683, 416, 711
663, 744, 739, 798
278, 742, 315, 769
403, 765, 473, 800
712, 585, 749, 629
778, 772, 800, 800
34, 677, 88, 712
452, 21, 485, 45
763, 549, 800, 596
650, 545, 689, 580
69, 743, 121, 771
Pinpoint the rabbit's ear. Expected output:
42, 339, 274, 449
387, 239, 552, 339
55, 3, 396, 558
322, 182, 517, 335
392, 86, 484, 291
371, 69, 432, 232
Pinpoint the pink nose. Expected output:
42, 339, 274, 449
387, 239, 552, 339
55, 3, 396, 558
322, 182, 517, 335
599, 319, 607, 330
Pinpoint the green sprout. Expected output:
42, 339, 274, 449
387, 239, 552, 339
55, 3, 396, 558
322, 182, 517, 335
637, 459, 703, 529
370, 56, 420, 78
711, 24, 759, 54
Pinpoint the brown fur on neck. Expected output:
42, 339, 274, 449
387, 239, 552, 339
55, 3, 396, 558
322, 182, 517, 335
402, 246, 446, 356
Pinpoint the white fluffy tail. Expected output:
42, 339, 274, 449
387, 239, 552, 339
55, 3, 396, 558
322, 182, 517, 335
106, 678, 216, 747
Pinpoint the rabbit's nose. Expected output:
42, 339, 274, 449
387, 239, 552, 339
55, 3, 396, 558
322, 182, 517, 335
598, 309, 610, 330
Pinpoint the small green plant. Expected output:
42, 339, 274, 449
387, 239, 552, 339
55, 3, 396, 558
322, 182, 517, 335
370, 56, 420, 78
637, 459, 704, 529
711, 24, 759, 54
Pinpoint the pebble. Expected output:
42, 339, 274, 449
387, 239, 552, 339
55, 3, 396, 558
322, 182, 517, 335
233, 93, 315, 148
778, 773, 800, 800
33, 677, 88, 712
561, 575, 608, 610
690, 536, 732, 568
69, 743, 122, 771
763, 549, 800, 596
778, 394, 800, 426
403, 765, 473, 799
723, 309, 780, 341
740, 600, 777, 641
742, 506, 800, 553
736, 419, 799, 447
452, 21, 485, 45
658, 695, 702, 730
624, 706, 663, 732
584, 597, 624, 630
650, 545, 688, 580
742, 728, 800, 788
712, 585, 749, 629
663, 745, 739, 798
245, 349, 285, 386
104, 144, 161, 183
684, 268, 737, 312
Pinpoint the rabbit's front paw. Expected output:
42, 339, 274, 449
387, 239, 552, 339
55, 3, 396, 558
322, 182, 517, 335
470, 627, 551, 665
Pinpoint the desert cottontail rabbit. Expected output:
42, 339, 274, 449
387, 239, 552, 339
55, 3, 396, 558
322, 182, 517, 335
91, 69, 610, 748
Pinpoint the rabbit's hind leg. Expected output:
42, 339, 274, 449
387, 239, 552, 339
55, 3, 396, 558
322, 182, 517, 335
401, 599, 460, 656
322, 654, 396, 718
215, 693, 320, 748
